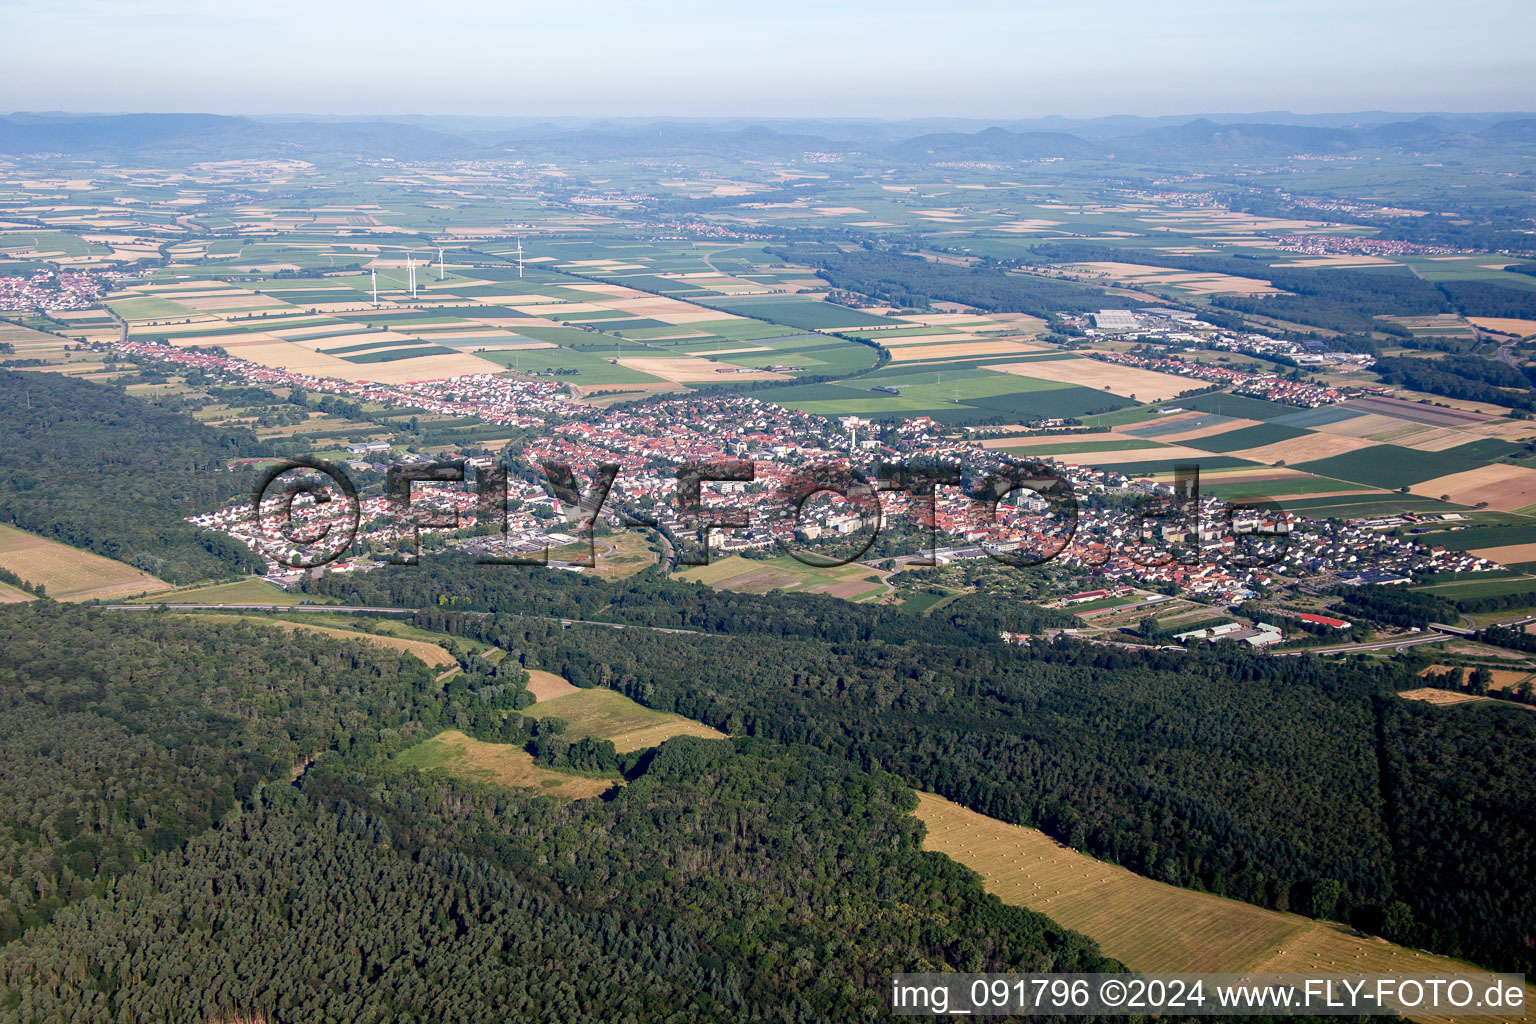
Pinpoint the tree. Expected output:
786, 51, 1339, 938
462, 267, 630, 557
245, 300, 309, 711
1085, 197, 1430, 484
1310, 878, 1343, 921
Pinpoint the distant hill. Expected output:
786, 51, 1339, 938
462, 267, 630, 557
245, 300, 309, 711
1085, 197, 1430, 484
886, 126, 1099, 161
0, 113, 477, 162
1, 111, 1533, 165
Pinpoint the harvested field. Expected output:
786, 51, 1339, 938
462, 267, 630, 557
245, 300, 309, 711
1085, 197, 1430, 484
0, 523, 172, 601
978, 431, 1146, 450
1418, 665, 1534, 693
1398, 688, 1504, 707
1409, 464, 1536, 511
1400, 427, 1488, 452
914, 792, 1532, 1024
703, 566, 802, 593
1231, 433, 1377, 465
394, 730, 617, 799
984, 357, 1193, 401
673, 554, 887, 602
0, 581, 34, 604
889, 341, 1038, 362
878, 332, 986, 346
525, 669, 581, 701
1468, 542, 1536, 565
1468, 317, 1536, 338
1071, 261, 1285, 296
1314, 413, 1428, 440
520, 687, 728, 753
1057, 444, 1223, 466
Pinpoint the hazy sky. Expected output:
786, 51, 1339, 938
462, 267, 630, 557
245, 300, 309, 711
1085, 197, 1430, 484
5, 0, 1533, 117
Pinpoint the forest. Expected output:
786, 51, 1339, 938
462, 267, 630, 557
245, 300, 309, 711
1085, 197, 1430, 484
305, 558, 1536, 973
0, 603, 444, 942
0, 370, 267, 582
0, 603, 1128, 1022
771, 246, 1139, 317
430, 609, 1535, 976
1371, 355, 1536, 411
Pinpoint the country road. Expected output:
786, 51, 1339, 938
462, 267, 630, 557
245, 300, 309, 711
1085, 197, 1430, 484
103, 602, 709, 636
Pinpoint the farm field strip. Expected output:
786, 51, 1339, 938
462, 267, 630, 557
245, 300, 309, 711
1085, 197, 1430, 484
0, 523, 171, 601
914, 792, 1534, 1024
518, 686, 728, 753
393, 730, 618, 799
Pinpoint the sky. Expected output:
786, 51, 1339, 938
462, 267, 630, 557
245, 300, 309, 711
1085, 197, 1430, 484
4, 0, 1533, 118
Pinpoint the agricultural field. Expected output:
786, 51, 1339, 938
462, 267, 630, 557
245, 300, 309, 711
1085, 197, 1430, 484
673, 553, 890, 601
1416, 665, 1535, 693
128, 577, 318, 604
392, 729, 618, 799
0, 580, 34, 604
517, 683, 728, 753
176, 613, 458, 669
1397, 688, 1529, 710
914, 793, 1535, 1024
0, 523, 172, 601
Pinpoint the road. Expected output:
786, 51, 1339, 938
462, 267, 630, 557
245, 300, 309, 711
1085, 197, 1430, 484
104, 602, 709, 636
106, 603, 410, 614
1278, 633, 1449, 657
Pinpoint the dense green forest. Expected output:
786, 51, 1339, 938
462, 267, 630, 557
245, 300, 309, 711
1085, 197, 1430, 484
0, 603, 444, 941
309, 559, 1536, 972
770, 246, 1139, 316
418, 608, 1535, 975
0, 603, 1127, 1021
1371, 355, 1536, 411
0, 370, 266, 582
1334, 584, 1459, 629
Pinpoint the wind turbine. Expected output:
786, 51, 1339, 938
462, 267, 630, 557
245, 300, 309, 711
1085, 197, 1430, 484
370, 265, 378, 306
438, 247, 445, 281
517, 238, 524, 279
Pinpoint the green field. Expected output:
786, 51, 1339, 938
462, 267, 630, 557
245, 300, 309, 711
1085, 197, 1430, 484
701, 297, 899, 330
1100, 455, 1260, 476
107, 296, 198, 320
1294, 446, 1473, 490
1201, 476, 1376, 499
1184, 423, 1310, 453
341, 345, 457, 364
1415, 576, 1536, 600
478, 347, 668, 385
129, 577, 317, 605
1413, 521, 1536, 551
